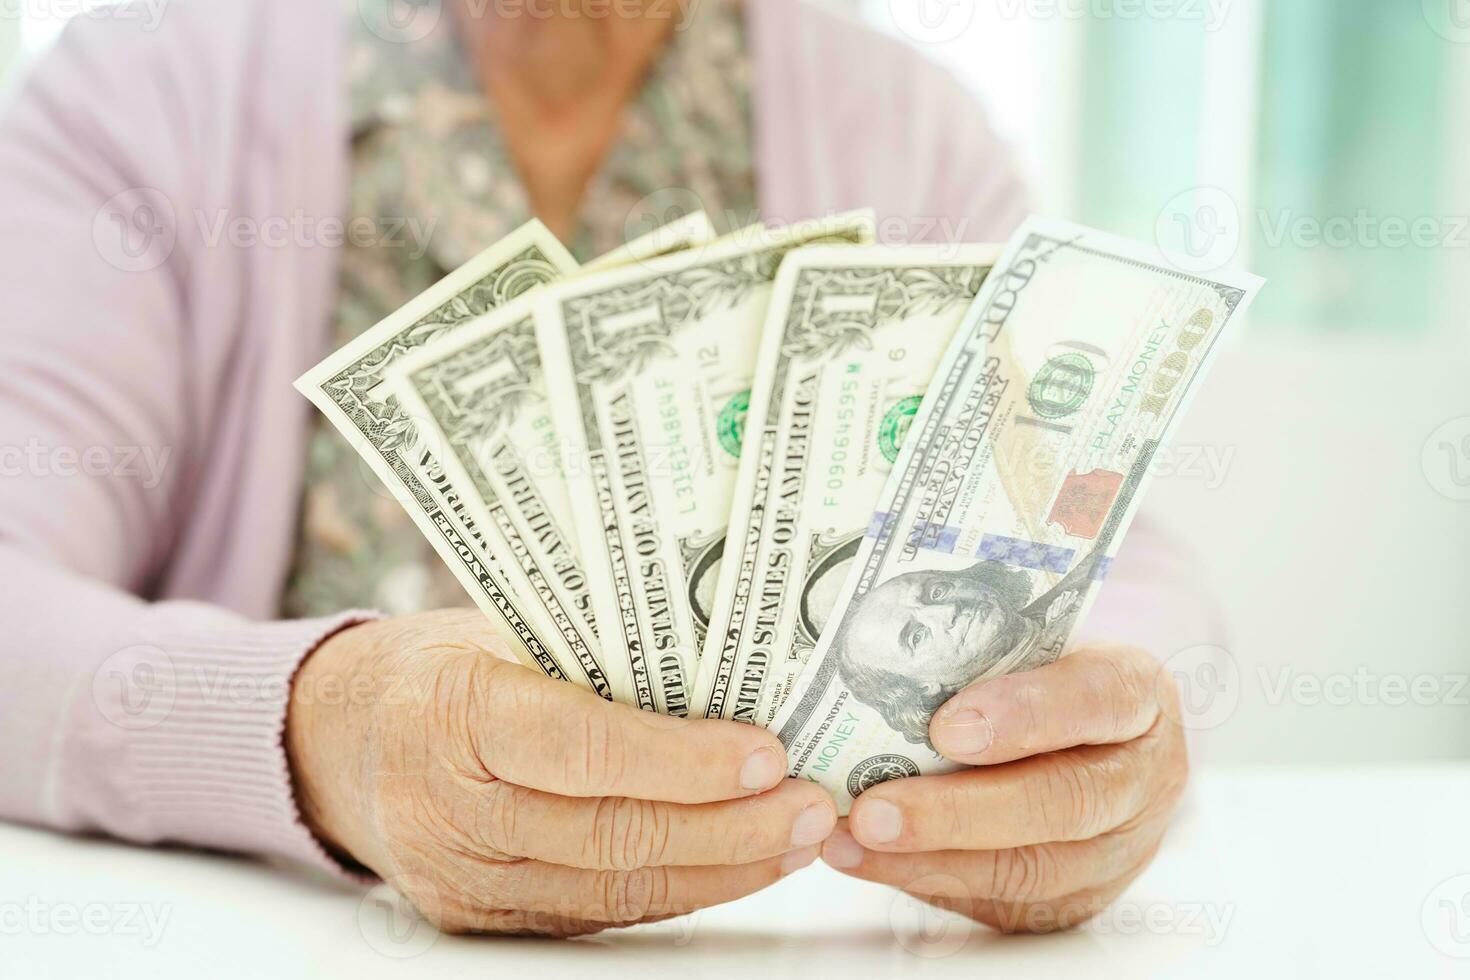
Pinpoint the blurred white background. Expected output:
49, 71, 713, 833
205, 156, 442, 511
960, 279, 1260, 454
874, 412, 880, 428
3, 0, 1467, 765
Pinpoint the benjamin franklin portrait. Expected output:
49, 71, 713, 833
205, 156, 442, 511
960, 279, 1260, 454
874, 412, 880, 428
831, 551, 1103, 744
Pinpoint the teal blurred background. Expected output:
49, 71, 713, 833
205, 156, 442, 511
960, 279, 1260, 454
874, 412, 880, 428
3, 1, 1467, 764
857, 0, 1470, 766
854, 0, 1466, 336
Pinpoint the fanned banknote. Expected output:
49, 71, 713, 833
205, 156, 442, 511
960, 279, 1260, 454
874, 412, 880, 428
535, 213, 877, 715
379, 213, 721, 702
770, 217, 1263, 810
295, 221, 592, 684
692, 245, 1002, 725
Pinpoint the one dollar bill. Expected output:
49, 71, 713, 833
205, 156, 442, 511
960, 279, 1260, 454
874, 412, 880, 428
378, 213, 721, 701
692, 244, 1002, 725
770, 216, 1263, 811
535, 213, 876, 715
295, 221, 594, 685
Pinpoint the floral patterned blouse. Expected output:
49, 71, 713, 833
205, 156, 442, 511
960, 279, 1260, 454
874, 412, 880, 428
282, 0, 757, 618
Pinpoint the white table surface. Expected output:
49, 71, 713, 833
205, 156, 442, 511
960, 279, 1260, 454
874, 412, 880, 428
2, 765, 1467, 978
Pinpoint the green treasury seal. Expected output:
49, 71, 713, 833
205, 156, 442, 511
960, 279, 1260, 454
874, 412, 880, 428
878, 395, 922, 464
717, 389, 751, 458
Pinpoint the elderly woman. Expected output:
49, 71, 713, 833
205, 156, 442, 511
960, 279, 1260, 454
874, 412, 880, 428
0, 0, 1212, 937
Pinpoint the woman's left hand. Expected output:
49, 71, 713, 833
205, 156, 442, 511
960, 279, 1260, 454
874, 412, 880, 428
820, 645, 1189, 933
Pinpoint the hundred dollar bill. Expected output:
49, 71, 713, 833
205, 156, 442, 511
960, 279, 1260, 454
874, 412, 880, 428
380, 215, 721, 703
770, 216, 1263, 810
536, 212, 876, 715
691, 245, 1002, 725
295, 220, 598, 686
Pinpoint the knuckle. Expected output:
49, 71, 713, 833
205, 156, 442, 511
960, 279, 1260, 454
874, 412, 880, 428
935, 783, 982, 843
729, 804, 773, 862
464, 657, 532, 771
1037, 757, 1100, 839
1097, 651, 1156, 738
1151, 730, 1191, 812
596, 867, 670, 922
565, 708, 628, 794
988, 845, 1055, 903
590, 797, 671, 870
474, 781, 520, 855
1009, 679, 1050, 752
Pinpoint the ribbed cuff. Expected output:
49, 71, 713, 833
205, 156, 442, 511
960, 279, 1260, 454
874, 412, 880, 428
80, 607, 382, 884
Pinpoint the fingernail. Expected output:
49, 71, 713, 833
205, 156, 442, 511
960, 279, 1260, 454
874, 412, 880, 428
740, 746, 786, 792
931, 706, 995, 759
781, 845, 820, 875
821, 829, 864, 870
851, 799, 903, 845
790, 803, 836, 848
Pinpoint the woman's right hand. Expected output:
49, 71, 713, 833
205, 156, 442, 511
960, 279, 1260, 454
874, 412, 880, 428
285, 611, 836, 936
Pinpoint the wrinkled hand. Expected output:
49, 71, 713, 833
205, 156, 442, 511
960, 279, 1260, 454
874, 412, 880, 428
821, 645, 1188, 933
287, 611, 836, 936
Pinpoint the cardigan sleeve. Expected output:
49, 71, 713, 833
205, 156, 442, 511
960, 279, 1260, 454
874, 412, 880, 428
0, 13, 371, 882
